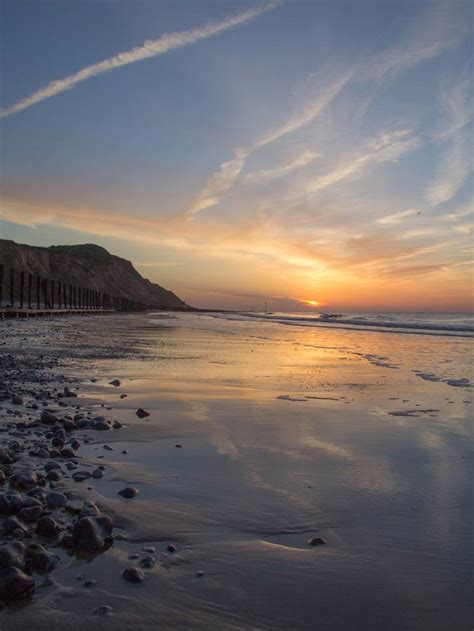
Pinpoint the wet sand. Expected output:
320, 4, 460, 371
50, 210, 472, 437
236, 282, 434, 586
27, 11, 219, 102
0, 312, 473, 630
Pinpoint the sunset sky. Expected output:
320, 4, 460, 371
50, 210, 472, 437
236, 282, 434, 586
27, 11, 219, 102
1, 0, 472, 312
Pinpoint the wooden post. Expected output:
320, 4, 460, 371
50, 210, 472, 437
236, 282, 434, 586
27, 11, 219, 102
36, 277, 40, 309
51, 280, 55, 309
63, 283, 67, 309
19, 271, 25, 309
58, 282, 61, 309
42, 279, 48, 309
0, 264, 3, 308
28, 274, 32, 309
9, 268, 14, 308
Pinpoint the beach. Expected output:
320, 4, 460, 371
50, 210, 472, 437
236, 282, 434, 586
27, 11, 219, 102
0, 311, 472, 630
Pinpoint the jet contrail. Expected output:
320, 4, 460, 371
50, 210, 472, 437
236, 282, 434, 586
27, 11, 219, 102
1, 2, 280, 118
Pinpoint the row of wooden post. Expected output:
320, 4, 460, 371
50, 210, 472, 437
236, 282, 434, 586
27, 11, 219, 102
0, 264, 120, 311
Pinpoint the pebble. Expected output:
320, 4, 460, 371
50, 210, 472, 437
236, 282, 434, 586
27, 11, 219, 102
135, 408, 150, 418
139, 556, 155, 568
118, 487, 139, 499
0, 566, 35, 600
36, 516, 60, 537
307, 537, 326, 546
69, 515, 113, 552
46, 491, 67, 509
109, 380, 121, 387
72, 470, 92, 482
122, 567, 145, 583
93, 605, 112, 616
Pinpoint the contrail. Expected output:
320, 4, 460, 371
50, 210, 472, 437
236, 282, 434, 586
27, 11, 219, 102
1, 2, 280, 118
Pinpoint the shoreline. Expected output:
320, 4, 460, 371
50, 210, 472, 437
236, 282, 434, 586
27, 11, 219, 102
0, 313, 472, 630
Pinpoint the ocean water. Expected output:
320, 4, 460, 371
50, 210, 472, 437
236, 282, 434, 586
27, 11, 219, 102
211, 310, 474, 337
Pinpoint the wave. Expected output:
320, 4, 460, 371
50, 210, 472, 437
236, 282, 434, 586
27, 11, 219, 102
212, 311, 474, 337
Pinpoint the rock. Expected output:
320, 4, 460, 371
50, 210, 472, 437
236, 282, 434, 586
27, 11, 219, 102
44, 462, 61, 471
167, 544, 177, 553
93, 605, 112, 616
196, 571, 205, 578
11, 395, 24, 405
109, 380, 121, 387
95, 421, 110, 431
0, 470, 5, 484
37, 516, 60, 537
46, 491, 67, 509
83, 579, 97, 587
0, 566, 35, 600
18, 505, 43, 523
25, 543, 59, 574
64, 387, 77, 398
118, 487, 139, 499
47, 470, 61, 482
40, 410, 59, 424
0, 542, 25, 571
122, 567, 145, 583
113, 421, 122, 429
307, 537, 326, 546
72, 470, 92, 482
92, 469, 103, 479
3, 517, 27, 535
10, 469, 38, 491
69, 515, 113, 552
70, 439, 80, 450
120, 394, 127, 399
60, 448, 76, 459
135, 408, 150, 418
175, 444, 183, 448
79, 501, 100, 518
139, 556, 155, 568
0, 492, 24, 515
103, 444, 114, 451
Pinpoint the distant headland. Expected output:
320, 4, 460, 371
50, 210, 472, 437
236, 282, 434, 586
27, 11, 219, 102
0, 240, 190, 311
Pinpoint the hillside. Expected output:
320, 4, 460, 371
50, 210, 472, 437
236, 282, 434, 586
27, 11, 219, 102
0, 240, 189, 310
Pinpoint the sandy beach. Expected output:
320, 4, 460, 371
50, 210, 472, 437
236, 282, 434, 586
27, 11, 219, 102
0, 312, 472, 630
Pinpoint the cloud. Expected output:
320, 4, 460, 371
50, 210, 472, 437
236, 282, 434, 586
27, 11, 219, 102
185, 69, 353, 217
377, 208, 420, 225
244, 150, 319, 184
305, 130, 420, 196
425, 74, 473, 206
0, 1, 280, 118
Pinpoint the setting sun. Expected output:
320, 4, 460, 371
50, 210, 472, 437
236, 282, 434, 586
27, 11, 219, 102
305, 300, 320, 307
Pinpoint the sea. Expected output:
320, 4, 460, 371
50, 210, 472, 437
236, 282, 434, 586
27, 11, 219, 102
209, 310, 474, 337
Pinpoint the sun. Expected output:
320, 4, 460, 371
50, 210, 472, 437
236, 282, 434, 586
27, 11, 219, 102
305, 300, 320, 307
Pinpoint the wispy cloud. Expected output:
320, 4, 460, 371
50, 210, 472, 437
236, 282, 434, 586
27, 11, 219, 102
425, 75, 473, 206
0, 2, 280, 118
244, 150, 318, 184
305, 130, 420, 196
377, 208, 421, 225
185, 69, 354, 217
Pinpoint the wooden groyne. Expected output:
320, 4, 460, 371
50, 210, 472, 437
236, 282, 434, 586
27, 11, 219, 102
0, 264, 122, 318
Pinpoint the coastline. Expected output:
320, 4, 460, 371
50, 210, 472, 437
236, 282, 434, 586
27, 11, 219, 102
0, 312, 472, 630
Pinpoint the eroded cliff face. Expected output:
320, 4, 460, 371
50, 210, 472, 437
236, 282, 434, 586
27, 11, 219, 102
0, 240, 189, 310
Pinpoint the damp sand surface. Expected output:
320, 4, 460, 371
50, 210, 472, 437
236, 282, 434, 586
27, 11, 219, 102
0, 312, 473, 630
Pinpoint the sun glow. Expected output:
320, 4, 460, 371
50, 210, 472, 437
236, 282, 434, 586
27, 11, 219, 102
305, 300, 320, 307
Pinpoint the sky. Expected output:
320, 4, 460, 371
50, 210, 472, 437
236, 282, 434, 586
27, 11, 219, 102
0, 0, 473, 312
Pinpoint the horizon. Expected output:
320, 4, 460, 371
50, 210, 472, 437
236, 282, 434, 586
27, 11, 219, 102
1, 0, 473, 312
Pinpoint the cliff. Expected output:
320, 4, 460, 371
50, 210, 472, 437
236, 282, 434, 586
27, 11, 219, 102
0, 240, 189, 310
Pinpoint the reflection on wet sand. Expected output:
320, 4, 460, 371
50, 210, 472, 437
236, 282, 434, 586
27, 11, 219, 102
1, 312, 472, 630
